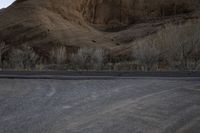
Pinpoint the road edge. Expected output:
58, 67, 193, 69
0, 71, 200, 79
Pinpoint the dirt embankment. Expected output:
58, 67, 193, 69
0, 0, 200, 57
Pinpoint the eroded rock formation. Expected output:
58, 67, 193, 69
82, 0, 199, 27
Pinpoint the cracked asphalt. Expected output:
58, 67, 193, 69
0, 77, 200, 133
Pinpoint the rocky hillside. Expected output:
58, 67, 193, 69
0, 0, 200, 58
83, 0, 199, 29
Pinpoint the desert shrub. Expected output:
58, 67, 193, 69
50, 46, 67, 64
112, 61, 139, 71
156, 21, 200, 70
132, 39, 161, 71
131, 20, 200, 71
70, 47, 105, 70
8, 44, 39, 70
0, 41, 6, 69
0, 41, 9, 69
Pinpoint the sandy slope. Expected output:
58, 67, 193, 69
0, 0, 200, 57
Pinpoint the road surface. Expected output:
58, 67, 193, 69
0, 76, 200, 133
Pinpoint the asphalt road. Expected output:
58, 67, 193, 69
0, 77, 200, 133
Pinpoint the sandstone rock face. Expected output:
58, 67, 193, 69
0, 0, 200, 55
81, 0, 199, 29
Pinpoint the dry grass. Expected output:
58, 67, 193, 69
157, 21, 200, 70
0, 41, 8, 69
132, 20, 200, 71
70, 47, 105, 70
50, 46, 68, 64
133, 39, 161, 71
1, 20, 200, 71
7, 44, 39, 70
